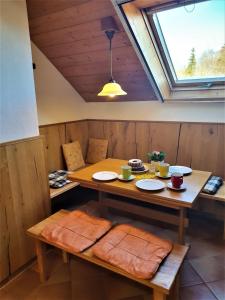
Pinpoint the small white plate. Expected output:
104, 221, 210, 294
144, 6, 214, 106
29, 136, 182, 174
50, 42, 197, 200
156, 172, 172, 179
136, 179, 165, 191
118, 174, 135, 181
92, 171, 118, 181
167, 182, 187, 191
131, 165, 149, 174
169, 166, 192, 175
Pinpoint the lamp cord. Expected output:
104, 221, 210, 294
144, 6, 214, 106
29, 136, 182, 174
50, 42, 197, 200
105, 30, 115, 82
110, 37, 113, 80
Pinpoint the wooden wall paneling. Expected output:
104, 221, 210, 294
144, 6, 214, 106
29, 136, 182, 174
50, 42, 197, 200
39, 124, 66, 172
0, 136, 50, 277
88, 120, 105, 139
149, 123, 181, 165
65, 121, 89, 158
135, 122, 151, 162
136, 122, 180, 164
177, 123, 225, 178
0, 147, 10, 282
103, 121, 137, 159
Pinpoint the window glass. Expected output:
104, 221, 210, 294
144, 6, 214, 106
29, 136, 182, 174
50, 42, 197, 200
151, 0, 225, 82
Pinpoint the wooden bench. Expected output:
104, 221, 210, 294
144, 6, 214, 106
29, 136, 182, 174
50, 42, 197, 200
50, 182, 79, 199
27, 210, 189, 300
199, 182, 225, 239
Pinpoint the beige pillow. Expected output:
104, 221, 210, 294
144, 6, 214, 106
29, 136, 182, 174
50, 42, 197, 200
62, 141, 85, 171
86, 138, 108, 164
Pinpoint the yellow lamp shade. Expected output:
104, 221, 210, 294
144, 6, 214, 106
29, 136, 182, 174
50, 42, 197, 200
98, 82, 127, 97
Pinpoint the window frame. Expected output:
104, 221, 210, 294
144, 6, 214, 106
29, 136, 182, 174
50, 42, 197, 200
145, 0, 225, 88
112, 0, 225, 102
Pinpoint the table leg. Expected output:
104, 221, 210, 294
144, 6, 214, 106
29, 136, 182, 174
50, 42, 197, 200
35, 240, 47, 283
98, 191, 108, 217
153, 290, 167, 300
178, 208, 186, 244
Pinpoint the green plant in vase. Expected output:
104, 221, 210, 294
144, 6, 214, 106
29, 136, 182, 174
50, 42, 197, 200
147, 151, 166, 172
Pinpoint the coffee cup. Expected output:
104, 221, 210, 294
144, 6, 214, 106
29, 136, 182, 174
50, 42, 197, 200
171, 172, 183, 189
158, 162, 170, 177
121, 165, 132, 180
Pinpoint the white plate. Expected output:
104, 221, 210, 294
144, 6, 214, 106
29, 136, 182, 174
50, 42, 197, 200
167, 182, 187, 191
131, 165, 149, 174
169, 166, 192, 175
156, 172, 172, 179
118, 174, 135, 181
136, 179, 165, 191
92, 171, 118, 181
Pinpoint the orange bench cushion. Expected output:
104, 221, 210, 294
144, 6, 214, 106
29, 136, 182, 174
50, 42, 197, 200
92, 224, 173, 279
41, 210, 112, 253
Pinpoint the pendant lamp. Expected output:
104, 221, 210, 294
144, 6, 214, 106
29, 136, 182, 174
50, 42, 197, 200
98, 17, 127, 97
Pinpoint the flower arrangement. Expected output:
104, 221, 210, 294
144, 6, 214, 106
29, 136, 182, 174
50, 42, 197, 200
147, 151, 166, 162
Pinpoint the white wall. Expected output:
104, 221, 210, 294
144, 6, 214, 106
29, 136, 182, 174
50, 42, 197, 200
0, 0, 39, 143
86, 101, 225, 123
31, 43, 86, 126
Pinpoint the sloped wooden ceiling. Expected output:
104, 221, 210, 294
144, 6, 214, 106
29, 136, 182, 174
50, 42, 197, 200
26, 0, 157, 102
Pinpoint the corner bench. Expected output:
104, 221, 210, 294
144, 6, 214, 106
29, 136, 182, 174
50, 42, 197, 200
27, 210, 189, 300
50, 182, 80, 199
199, 182, 225, 238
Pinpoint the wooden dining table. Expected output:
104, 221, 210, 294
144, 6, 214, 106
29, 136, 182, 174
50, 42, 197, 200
69, 158, 211, 244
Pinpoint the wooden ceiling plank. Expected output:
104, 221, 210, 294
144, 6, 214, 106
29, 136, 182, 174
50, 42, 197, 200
28, 0, 116, 35
27, 0, 90, 19
27, 0, 158, 102
31, 15, 124, 47
59, 62, 143, 77
50, 46, 139, 68
41, 32, 131, 59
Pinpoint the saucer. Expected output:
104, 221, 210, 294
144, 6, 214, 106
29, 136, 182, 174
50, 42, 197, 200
156, 172, 171, 179
167, 182, 187, 191
118, 174, 135, 181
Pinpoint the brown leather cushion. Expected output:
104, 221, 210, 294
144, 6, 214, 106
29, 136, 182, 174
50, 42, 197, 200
62, 141, 85, 171
41, 210, 112, 253
86, 138, 108, 164
92, 224, 173, 279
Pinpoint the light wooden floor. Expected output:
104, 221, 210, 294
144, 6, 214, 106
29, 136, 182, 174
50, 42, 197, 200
0, 201, 224, 300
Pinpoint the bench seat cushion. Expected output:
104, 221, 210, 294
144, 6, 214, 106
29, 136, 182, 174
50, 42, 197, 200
41, 210, 112, 253
92, 224, 173, 279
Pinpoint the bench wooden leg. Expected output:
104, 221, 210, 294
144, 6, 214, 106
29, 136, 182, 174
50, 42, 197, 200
153, 290, 167, 300
223, 206, 225, 240
35, 240, 47, 283
168, 273, 180, 300
178, 208, 186, 244
62, 250, 69, 263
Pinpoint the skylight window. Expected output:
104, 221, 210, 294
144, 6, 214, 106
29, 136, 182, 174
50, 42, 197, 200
147, 0, 225, 87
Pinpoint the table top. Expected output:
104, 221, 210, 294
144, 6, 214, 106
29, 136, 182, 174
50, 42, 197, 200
69, 159, 211, 208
